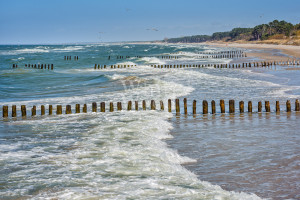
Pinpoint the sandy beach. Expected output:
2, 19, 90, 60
205, 42, 300, 61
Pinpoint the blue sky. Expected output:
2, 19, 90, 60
0, 0, 299, 44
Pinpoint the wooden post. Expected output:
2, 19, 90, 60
100, 102, 105, 112
51, 64, 53, 70
83, 104, 87, 113
203, 100, 208, 114
258, 101, 262, 112
220, 99, 225, 113
117, 102, 122, 111
32, 106, 36, 116
265, 101, 270, 112
109, 102, 114, 112
21, 105, 26, 117
160, 100, 164, 110
239, 101, 244, 113
248, 101, 252, 113
57, 105, 62, 115
229, 100, 235, 113
127, 101, 132, 111
142, 100, 146, 110
49, 105, 52, 115
276, 101, 280, 113
175, 99, 180, 114
66, 105, 72, 114
41, 105, 45, 115
135, 101, 138, 111
12, 105, 17, 117
211, 100, 216, 114
75, 104, 80, 113
183, 98, 187, 114
151, 100, 156, 110
3, 106, 8, 118
92, 102, 97, 112
168, 99, 171, 112
193, 100, 197, 114
286, 100, 291, 112
295, 99, 299, 111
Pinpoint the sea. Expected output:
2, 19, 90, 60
0, 43, 299, 200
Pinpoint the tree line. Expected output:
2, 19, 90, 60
165, 20, 300, 43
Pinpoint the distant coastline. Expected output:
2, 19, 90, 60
164, 20, 300, 46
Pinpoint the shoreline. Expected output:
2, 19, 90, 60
204, 42, 300, 61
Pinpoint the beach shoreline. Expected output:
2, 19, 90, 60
204, 42, 300, 61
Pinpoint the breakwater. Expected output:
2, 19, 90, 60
2, 99, 299, 119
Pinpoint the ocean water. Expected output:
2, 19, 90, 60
0, 43, 299, 200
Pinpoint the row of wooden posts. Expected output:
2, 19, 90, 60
197, 54, 246, 59
108, 55, 180, 60
214, 60, 300, 68
12, 64, 54, 70
2, 99, 300, 118
93, 60, 300, 70
200, 50, 244, 55
25, 64, 54, 70
64, 56, 79, 60
94, 64, 136, 69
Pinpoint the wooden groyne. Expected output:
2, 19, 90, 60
64, 56, 79, 60
200, 50, 244, 55
2, 99, 299, 119
12, 64, 54, 70
93, 60, 299, 70
109, 55, 180, 60
94, 64, 136, 69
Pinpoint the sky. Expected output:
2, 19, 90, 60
0, 0, 299, 44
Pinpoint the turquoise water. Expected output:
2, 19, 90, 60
0, 43, 299, 199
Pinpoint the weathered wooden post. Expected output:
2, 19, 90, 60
51, 64, 53, 70
83, 104, 87, 113
168, 99, 171, 112
92, 102, 97, 112
142, 100, 146, 110
151, 100, 156, 110
109, 102, 114, 112
100, 102, 105, 112
211, 100, 216, 114
94, 64, 97, 69
127, 101, 132, 111
49, 105, 52, 115
66, 105, 72, 114
32, 106, 36, 116
248, 101, 252, 113
276, 101, 280, 113
3, 106, 8, 118
183, 98, 187, 114
229, 100, 235, 113
258, 101, 262, 112
12, 105, 17, 117
286, 100, 291, 112
193, 100, 197, 114
239, 101, 244, 113
135, 101, 138, 111
175, 99, 180, 114
220, 99, 225, 113
160, 100, 164, 110
41, 105, 45, 115
21, 105, 26, 117
265, 101, 270, 112
203, 100, 208, 114
75, 104, 80, 113
57, 105, 62, 115
117, 102, 122, 110
295, 99, 300, 111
